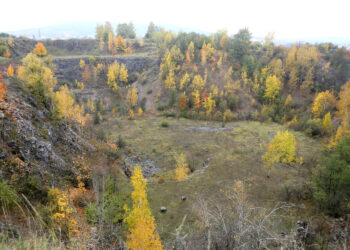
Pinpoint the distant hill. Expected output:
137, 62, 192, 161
5, 21, 350, 48
6, 21, 210, 40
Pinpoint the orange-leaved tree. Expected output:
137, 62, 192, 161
33, 42, 47, 56
124, 166, 163, 250
0, 82, 7, 101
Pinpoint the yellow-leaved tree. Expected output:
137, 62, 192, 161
329, 81, 350, 147
138, 107, 143, 116
175, 153, 190, 181
79, 59, 85, 69
127, 86, 138, 108
322, 112, 332, 134
21, 53, 56, 104
53, 85, 86, 125
119, 63, 128, 83
48, 188, 77, 237
124, 166, 163, 250
180, 73, 190, 90
264, 75, 282, 103
312, 90, 336, 118
192, 74, 204, 91
7, 64, 14, 77
262, 130, 302, 177
33, 42, 47, 57
203, 93, 216, 117
107, 61, 120, 92
164, 69, 175, 89
186, 41, 194, 63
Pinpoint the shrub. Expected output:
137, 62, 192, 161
213, 111, 223, 121
84, 202, 98, 224
107, 150, 121, 163
117, 135, 126, 148
157, 176, 166, 184
0, 181, 18, 209
18, 176, 47, 201
157, 104, 166, 111
163, 110, 176, 117
160, 120, 169, 127
305, 119, 325, 137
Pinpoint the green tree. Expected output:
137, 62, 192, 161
313, 137, 350, 216
116, 22, 136, 39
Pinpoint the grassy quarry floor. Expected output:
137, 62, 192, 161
100, 115, 322, 241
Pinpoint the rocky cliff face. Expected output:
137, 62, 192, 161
0, 78, 95, 185
53, 56, 157, 83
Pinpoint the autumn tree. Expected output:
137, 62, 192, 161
180, 73, 190, 90
33, 42, 47, 56
164, 69, 176, 89
312, 90, 336, 118
138, 107, 143, 116
83, 65, 91, 82
284, 94, 292, 106
192, 74, 204, 91
99, 37, 105, 51
127, 86, 138, 108
0, 82, 7, 102
7, 64, 14, 77
193, 90, 201, 109
264, 75, 282, 103
115, 35, 126, 52
186, 41, 194, 63
79, 59, 85, 69
203, 93, 216, 117
108, 32, 114, 53
175, 153, 190, 181
124, 166, 163, 250
262, 130, 301, 177
8, 36, 14, 48
330, 81, 350, 147
48, 188, 77, 237
107, 61, 122, 92
21, 53, 56, 104
3, 49, 10, 58
322, 112, 332, 134
119, 64, 128, 83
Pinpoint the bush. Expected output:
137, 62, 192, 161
163, 110, 176, 117
0, 181, 18, 209
18, 176, 47, 201
160, 120, 169, 127
85, 202, 98, 224
97, 130, 107, 141
107, 150, 121, 162
305, 119, 325, 137
227, 94, 239, 111
157, 104, 166, 111
213, 111, 223, 121
157, 176, 166, 184
117, 135, 126, 148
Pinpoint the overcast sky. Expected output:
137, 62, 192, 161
1, 0, 349, 39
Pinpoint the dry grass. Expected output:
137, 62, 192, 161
99, 115, 322, 241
